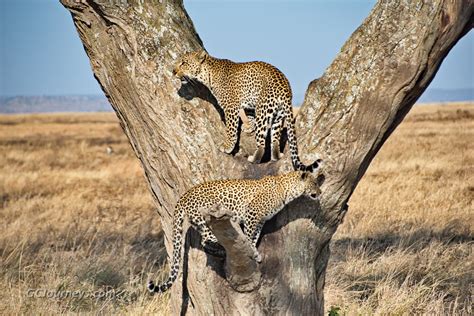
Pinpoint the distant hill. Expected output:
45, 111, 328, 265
0, 95, 112, 114
0, 88, 472, 114
417, 88, 473, 103
293, 88, 473, 105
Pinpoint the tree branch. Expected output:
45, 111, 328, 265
201, 204, 261, 292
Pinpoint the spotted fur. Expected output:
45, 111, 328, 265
147, 171, 324, 294
173, 49, 318, 171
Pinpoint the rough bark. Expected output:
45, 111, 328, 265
61, 0, 473, 314
201, 204, 261, 292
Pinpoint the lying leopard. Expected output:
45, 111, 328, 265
173, 49, 319, 171
147, 170, 325, 294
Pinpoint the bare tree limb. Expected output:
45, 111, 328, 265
201, 204, 261, 292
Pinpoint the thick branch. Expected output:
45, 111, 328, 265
297, 0, 473, 216
201, 204, 261, 292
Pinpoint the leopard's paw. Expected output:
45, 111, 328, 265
219, 144, 233, 154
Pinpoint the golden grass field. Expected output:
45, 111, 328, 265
0, 103, 472, 314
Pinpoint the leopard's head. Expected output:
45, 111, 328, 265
173, 49, 209, 86
299, 171, 325, 201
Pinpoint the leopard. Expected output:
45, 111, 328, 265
147, 170, 325, 294
172, 49, 319, 171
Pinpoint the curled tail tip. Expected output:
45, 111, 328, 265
294, 158, 323, 172
312, 158, 323, 169
292, 161, 308, 172
147, 280, 168, 295
146, 280, 162, 295
307, 158, 323, 172
148, 278, 175, 295
147, 280, 157, 295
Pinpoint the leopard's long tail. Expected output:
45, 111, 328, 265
286, 106, 320, 172
147, 205, 184, 294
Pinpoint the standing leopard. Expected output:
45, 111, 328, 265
147, 170, 325, 294
173, 49, 319, 171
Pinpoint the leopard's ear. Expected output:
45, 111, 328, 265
316, 173, 325, 186
196, 49, 208, 62
301, 171, 310, 180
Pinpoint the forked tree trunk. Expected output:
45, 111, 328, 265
61, 0, 472, 314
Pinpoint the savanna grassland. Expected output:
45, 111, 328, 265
0, 103, 472, 315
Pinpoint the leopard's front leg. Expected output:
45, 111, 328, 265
250, 222, 264, 249
243, 220, 263, 263
219, 105, 240, 154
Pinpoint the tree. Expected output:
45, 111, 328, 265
60, 0, 472, 314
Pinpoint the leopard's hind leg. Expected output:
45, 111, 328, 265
192, 215, 225, 257
270, 109, 285, 161
248, 101, 272, 163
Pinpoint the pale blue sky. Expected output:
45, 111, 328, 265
1, 0, 472, 103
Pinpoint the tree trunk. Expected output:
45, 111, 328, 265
61, 0, 473, 314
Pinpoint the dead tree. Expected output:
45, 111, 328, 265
61, 0, 472, 314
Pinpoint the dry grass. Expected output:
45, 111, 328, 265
0, 114, 168, 314
0, 103, 472, 314
326, 102, 473, 315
